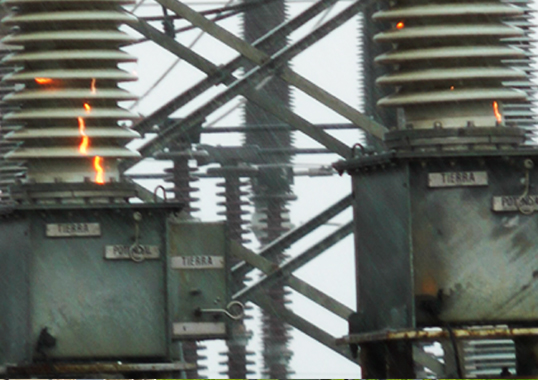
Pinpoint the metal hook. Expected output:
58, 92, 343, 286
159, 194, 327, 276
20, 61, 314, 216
351, 143, 365, 158
198, 301, 245, 320
153, 185, 167, 203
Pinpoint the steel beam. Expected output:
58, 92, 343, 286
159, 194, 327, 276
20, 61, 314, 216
127, 18, 219, 76
156, 0, 386, 141
230, 240, 354, 319
232, 193, 352, 279
121, 16, 353, 169
135, 81, 352, 160
337, 327, 538, 345
130, 0, 342, 136
233, 221, 354, 303
252, 296, 359, 365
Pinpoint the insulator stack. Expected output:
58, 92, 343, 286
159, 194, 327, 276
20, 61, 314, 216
210, 164, 257, 378
242, 0, 294, 376
463, 339, 516, 377
253, 189, 295, 379
373, 0, 530, 149
0, 4, 21, 196
163, 153, 203, 214
0, 0, 140, 186
501, 0, 537, 133
183, 341, 208, 379
252, 166, 296, 378
212, 167, 256, 244
359, 3, 397, 131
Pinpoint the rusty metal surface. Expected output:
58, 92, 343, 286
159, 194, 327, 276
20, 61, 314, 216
5, 361, 196, 375
410, 157, 538, 322
337, 327, 538, 345
349, 152, 538, 324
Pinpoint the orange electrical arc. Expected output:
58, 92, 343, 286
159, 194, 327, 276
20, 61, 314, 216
35, 77, 53, 85
91, 78, 96, 94
493, 101, 502, 123
78, 117, 89, 154
83, 103, 91, 112
396, 21, 405, 29
94, 156, 105, 184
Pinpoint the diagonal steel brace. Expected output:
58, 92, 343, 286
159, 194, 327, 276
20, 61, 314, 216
125, 30, 353, 163
253, 295, 358, 364
231, 240, 354, 319
233, 221, 354, 303
129, 0, 342, 136
156, 0, 386, 140
232, 193, 352, 279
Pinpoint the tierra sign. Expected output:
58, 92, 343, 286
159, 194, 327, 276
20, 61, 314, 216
428, 171, 488, 188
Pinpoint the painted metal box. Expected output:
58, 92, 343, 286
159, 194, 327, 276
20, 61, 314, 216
342, 150, 538, 331
0, 203, 229, 368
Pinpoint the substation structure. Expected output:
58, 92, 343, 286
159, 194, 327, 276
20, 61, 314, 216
3, 0, 538, 377
0, 0, 367, 377
336, 0, 538, 378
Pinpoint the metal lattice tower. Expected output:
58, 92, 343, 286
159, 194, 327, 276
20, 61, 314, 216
1, 0, 140, 192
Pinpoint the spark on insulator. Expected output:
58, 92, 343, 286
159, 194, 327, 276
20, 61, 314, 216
78, 117, 89, 154
396, 21, 405, 29
34, 77, 52, 85
94, 156, 105, 184
83, 103, 91, 113
450, 86, 455, 91
493, 101, 502, 124
91, 78, 96, 94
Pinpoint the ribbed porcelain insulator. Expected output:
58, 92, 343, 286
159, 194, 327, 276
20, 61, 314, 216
373, 0, 530, 131
0, 0, 140, 184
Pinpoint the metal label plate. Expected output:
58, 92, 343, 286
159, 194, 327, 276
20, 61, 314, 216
46, 222, 101, 237
492, 195, 538, 212
428, 171, 488, 188
105, 245, 160, 260
171, 255, 224, 269
172, 322, 226, 338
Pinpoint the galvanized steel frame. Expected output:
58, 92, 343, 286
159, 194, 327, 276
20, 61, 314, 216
123, 0, 369, 369
228, 194, 358, 364
122, 0, 385, 171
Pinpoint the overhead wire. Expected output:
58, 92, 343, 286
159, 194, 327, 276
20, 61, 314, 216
133, 0, 282, 43
201, 0, 341, 131
128, 0, 241, 111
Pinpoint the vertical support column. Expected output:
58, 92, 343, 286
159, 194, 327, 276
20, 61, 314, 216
242, 0, 295, 377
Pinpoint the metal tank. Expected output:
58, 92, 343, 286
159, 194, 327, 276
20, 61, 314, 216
0, 1, 238, 377
336, 0, 538, 377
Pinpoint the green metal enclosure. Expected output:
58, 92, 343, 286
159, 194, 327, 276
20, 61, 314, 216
0, 203, 231, 372
340, 150, 538, 330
